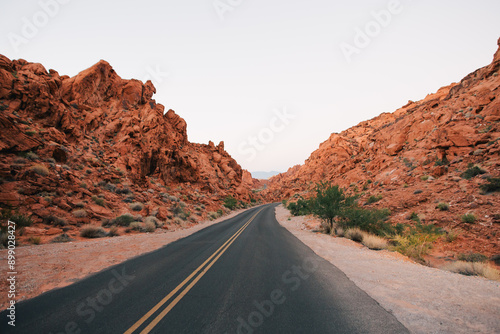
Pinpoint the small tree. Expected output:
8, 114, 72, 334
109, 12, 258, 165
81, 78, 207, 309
312, 182, 354, 231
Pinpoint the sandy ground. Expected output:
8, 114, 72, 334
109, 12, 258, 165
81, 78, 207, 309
275, 205, 500, 334
0, 208, 252, 310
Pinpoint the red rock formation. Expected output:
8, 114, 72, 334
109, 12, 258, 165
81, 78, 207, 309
265, 38, 500, 258
0, 55, 261, 244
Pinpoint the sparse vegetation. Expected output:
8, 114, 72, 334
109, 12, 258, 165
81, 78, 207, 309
366, 194, 383, 204
129, 202, 144, 211
107, 226, 120, 237
27, 236, 41, 245
458, 252, 489, 263
72, 209, 87, 218
51, 233, 74, 243
80, 225, 106, 238
436, 202, 449, 211
345, 228, 364, 242
445, 229, 460, 243
409, 212, 421, 223
30, 164, 49, 176
420, 175, 430, 181
444, 261, 500, 280
461, 213, 477, 224
109, 213, 135, 227
223, 195, 238, 210
91, 195, 105, 207
461, 166, 486, 179
362, 233, 388, 250
480, 178, 500, 193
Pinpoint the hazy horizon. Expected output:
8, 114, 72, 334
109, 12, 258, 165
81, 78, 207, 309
1, 0, 499, 172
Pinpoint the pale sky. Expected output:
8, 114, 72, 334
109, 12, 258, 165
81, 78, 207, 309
1, 0, 499, 173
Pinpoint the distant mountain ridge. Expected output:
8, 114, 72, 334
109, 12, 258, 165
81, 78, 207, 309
251, 171, 281, 179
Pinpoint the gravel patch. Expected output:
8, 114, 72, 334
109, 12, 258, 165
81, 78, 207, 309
275, 205, 500, 334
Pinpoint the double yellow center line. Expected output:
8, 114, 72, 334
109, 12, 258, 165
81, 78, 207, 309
124, 208, 263, 334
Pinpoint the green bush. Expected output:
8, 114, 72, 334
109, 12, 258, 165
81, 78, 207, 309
30, 164, 49, 176
436, 202, 449, 211
130, 202, 144, 211
480, 178, 500, 193
339, 207, 393, 236
461, 166, 486, 179
113, 213, 135, 227
366, 194, 383, 204
80, 225, 106, 238
409, 212, 421, 223
461, 213, 476, 224
287, 198, 313, 216
223, 196, 238, 210
458, 252, 488, 263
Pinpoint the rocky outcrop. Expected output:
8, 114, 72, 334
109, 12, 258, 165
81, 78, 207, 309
265, 38, 500, 257
0, 55, 261, 242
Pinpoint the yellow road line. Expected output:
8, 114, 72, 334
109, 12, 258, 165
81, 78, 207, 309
124, 208, 263, 334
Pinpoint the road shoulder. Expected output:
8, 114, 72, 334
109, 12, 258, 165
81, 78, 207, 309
275, 204, 500, 334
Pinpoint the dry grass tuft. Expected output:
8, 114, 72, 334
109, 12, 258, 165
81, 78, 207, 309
362, 233, 388, 250
345, 228, 364, 242
444, 261, 500, 281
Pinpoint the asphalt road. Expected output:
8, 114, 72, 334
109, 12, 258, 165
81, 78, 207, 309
1, 203, 409, 333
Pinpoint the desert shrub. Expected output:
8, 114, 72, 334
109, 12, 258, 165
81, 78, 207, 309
26, 151, 39, 160
208, 211, 220, 220
223, 195, 238, 210
7, 212, 33, 227
91, 195, 105, 207
339, 207, 393, 236
334, 227, 345, 237
44, 215, 66, 226
288, 198, 313, 216
28, 236, 41, 245
30, 164, 49, 176
461, 213, 476, 224
461, 166, 486, 179
80, 225, 106, 238
366, 194, 383, 204
391, 234, 433, 263
420, 175, 430, 181
445, 229, 460, 242
113, 214, 135, 227
362, 234, 388, 250
144, 216, 160, 228
129, 202, 144, 211
345, 228, 364, 242
107, 226, 120, 237
409, 212, 421, 223
129, 222, 143, 231
480, 178, 500, 193
172, 217, 184, 225
144, 221, 156, 232
458, 252, 489, 263
72, 209, 87, 218
51, 233, 74, 243
444, 261, 500, 280
436, 202, 449, 211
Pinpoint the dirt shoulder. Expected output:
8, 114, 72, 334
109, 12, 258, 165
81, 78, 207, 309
0, 207, 252, 310
275, 205, 500, 334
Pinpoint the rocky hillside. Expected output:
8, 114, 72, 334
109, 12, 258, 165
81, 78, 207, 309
265, 38, 500, 258
0, 55, 261, 244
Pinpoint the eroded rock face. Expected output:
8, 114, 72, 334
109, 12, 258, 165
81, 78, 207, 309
0, 55, 260, 241
265, 38, 500, 258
